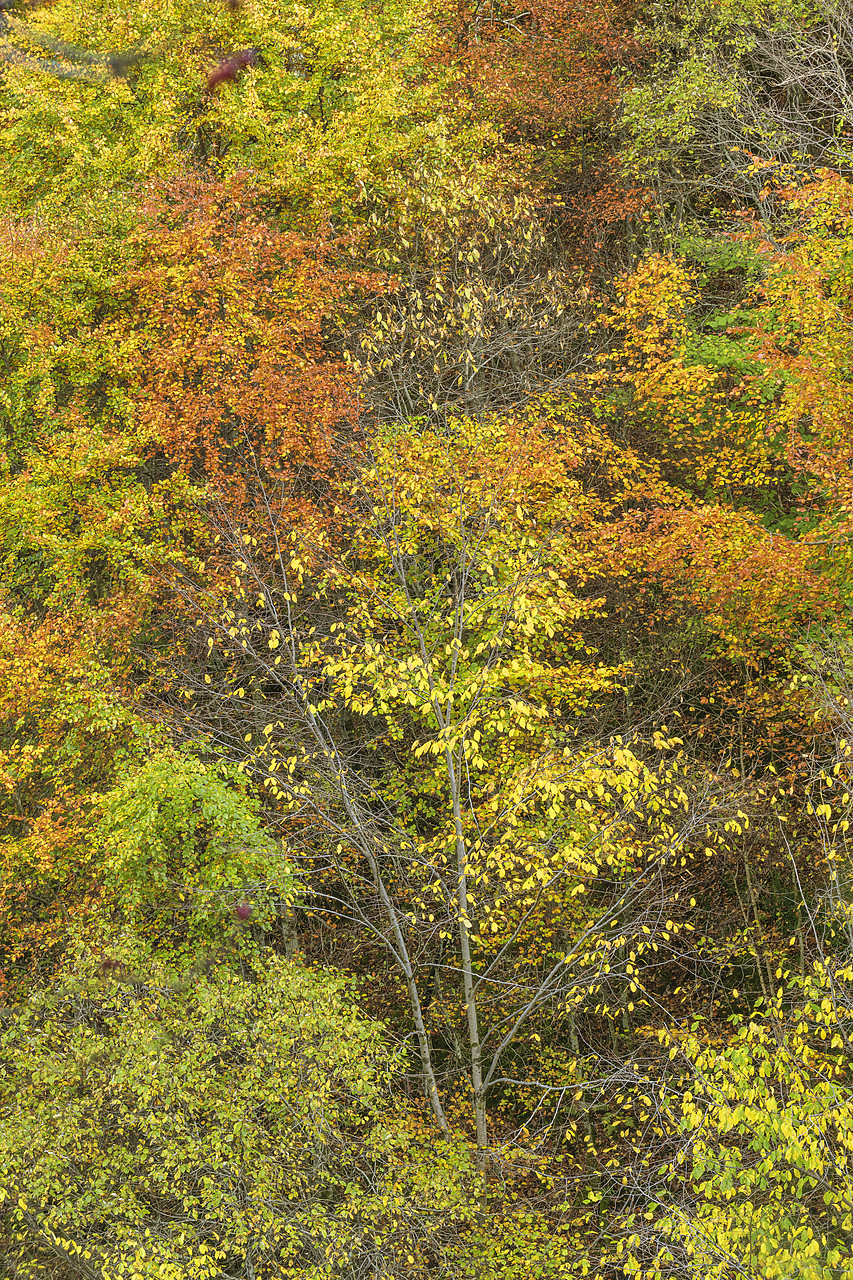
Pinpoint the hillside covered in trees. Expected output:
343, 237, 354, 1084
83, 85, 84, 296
2, 0, 853, 1275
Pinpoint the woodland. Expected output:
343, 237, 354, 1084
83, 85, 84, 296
1, 0, 853, 1275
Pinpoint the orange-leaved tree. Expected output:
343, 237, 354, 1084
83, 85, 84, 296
429, 0, 643, 151
127, 173, 380, 542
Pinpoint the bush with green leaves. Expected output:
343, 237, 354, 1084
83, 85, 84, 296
97, 747, 295, 947
620, 967, 853, 1280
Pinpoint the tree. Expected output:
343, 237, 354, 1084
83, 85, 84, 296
748, 172, 853, 575
426, 0, 647, 233
600, 250, 783, 504
0, 945, 475, 1280
125, 173, 374, 540
0, 174, 378, 560
620, 0, 853, 218
0, 0, 498, 224
97, 746, 297, 953
648, 970, 853, 1280
348, 178, 591, 422
165, 413, 753, 1182
0, 605, 142, 997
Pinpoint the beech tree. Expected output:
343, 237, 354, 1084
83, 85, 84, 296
164, 415, 756, 1181
4, 0, 853, 1272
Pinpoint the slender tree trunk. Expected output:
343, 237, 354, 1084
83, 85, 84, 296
445, 740, 489, 1165
298, 696, 452, 1135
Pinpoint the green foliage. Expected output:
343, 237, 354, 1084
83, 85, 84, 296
0, 201, 140, 460
621, 0, 853, 212
0, 422, 194, 612
98, 747, 296, 943
655, 969, 853, 1279
0, 946, 474, 1279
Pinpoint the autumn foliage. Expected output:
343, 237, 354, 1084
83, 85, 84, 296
430, 0, 643, 139
4, 0, 853, 1277
126, 174, 376, 534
